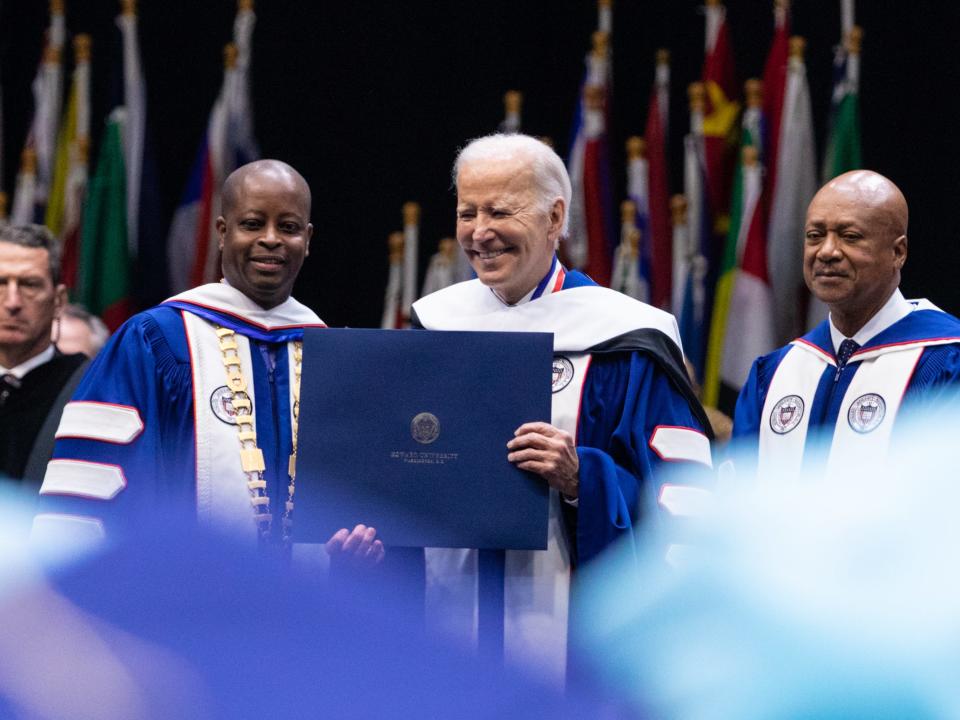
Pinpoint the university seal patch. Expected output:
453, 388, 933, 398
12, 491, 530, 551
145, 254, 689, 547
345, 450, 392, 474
411, 412, 440, 444
848, 393, 886, 434
210, 385, 249, 425
552, 355, 574, 393
770, 395, 804, 435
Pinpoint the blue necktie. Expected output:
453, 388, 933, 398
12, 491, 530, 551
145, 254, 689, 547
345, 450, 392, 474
834, 339, 860, 382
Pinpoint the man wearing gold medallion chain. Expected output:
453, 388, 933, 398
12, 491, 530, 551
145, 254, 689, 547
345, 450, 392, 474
37, 160, 383, 562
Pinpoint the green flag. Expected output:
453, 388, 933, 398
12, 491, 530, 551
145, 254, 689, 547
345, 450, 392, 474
822, 28, 862, 181
79, 109, 131, 330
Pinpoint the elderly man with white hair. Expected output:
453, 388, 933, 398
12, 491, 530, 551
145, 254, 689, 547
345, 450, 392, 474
412, 133, 713, 683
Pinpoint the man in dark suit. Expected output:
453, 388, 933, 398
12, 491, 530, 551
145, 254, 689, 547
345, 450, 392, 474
0, 224, 86, 488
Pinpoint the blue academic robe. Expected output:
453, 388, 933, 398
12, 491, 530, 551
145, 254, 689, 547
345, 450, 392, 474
734, 304, 960, 472
37, 286, 317, 540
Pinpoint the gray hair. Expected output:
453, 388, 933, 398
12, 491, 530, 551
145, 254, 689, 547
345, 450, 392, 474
62, 303, 110, 353
453, 134, 572, 236
0, 224, 61, 284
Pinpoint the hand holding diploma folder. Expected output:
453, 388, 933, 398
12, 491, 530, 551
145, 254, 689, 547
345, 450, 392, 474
295, 328, 553, 549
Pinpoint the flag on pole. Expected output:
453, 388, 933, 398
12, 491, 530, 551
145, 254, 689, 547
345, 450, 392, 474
768, 36, 817, 343
761, 0, 790, 192
499, 90, 522, 134
625, 137, 652, 295
78, 108, 131, 330
700, 0, 740, 245
381, 232, 405, 329
611, 200, 648, 302
117, 0, 167, 309
420, 238, 460, 297
168, 0, 260, 293
11, 149, 38, 226
677, 84, 712, 377
645, 49, 672, 310
77, 0, 155, 329
822, 21, 862, 182
15, 0, 65, 223
46, 34, 92, 291
46, 34, 91, 237
401, 201, 420, 324
703, 81, 775, 408
566, 21, 616, 287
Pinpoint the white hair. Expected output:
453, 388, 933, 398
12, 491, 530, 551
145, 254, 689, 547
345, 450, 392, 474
453, 133, 572, 236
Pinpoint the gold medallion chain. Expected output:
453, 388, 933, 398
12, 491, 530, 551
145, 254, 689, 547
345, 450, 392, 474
216, 325, 301, 543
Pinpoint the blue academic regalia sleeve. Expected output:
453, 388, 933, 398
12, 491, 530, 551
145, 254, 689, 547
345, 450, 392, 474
37, 309, 196, 533
574, 351, 712, 565
732, 358, 765, 443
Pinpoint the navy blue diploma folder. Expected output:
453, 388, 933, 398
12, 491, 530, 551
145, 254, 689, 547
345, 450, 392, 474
295, 328, 553, 549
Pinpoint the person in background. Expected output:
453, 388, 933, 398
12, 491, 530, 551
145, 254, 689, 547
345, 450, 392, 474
734, 170, 960, 477
0, 224, 87, 488
54, 303, 110, 358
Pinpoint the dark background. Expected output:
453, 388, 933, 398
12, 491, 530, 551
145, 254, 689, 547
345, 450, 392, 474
1, 0, 957, 327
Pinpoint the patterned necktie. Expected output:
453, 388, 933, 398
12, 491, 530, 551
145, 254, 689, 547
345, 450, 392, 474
834, 339, 860, 382
837, 338, 860, 366
0, 373, 21, 407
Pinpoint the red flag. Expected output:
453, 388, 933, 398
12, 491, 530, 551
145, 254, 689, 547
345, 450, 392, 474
761, 1, 790, 203
645, 50, 672, 309
701, 1, 740, 235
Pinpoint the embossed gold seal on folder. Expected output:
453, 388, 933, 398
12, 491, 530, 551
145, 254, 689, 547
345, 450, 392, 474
410, 412, 440, 444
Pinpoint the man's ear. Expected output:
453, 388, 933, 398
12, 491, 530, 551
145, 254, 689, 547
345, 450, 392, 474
216, 216, 227, 251
893, 234, 908, 269
53, 284, 68, 318
548, 198, 566, 241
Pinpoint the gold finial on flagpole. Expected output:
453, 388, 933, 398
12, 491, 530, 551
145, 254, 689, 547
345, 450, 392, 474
789, 36, 806, 60
0, 193, 8, 220
655, 48, 670, 65
621, 200, 637, 224
76, 136, 90, 165
670, 195, 688, 225
238, 0, 254, 10
591, 30, 609, 57
388, 232, 404, 263
50, 0, 65, 14
745, 78, 764, 108
742, 145, 759, 167
438, 237, 457, 261
74, 34, 92, 63
774, 0, 789, 12
21, 148, 37, 174
402, 202, 420, 226
120, 0, 137, 17
584, 84, 605, 110
503, 90, 522, 115
846, 25, 863, 54
42, 45, 61, 64
705, 0, 721, 7
688, 82, 706, 112
626, 136, 646, 160
224, 43, 238, 69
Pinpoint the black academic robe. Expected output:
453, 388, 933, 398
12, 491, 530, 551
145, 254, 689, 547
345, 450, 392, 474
0, 351, 87, 485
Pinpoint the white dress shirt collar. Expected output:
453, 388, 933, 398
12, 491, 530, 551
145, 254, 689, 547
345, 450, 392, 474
0, 344, 55, 379
828, 288, 912, 354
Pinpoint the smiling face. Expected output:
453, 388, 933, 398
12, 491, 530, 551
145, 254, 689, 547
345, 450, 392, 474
803, 172, 908, 335
217, 163, 312, 309
455, 155, 564, 304
0, 241, 66, 368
